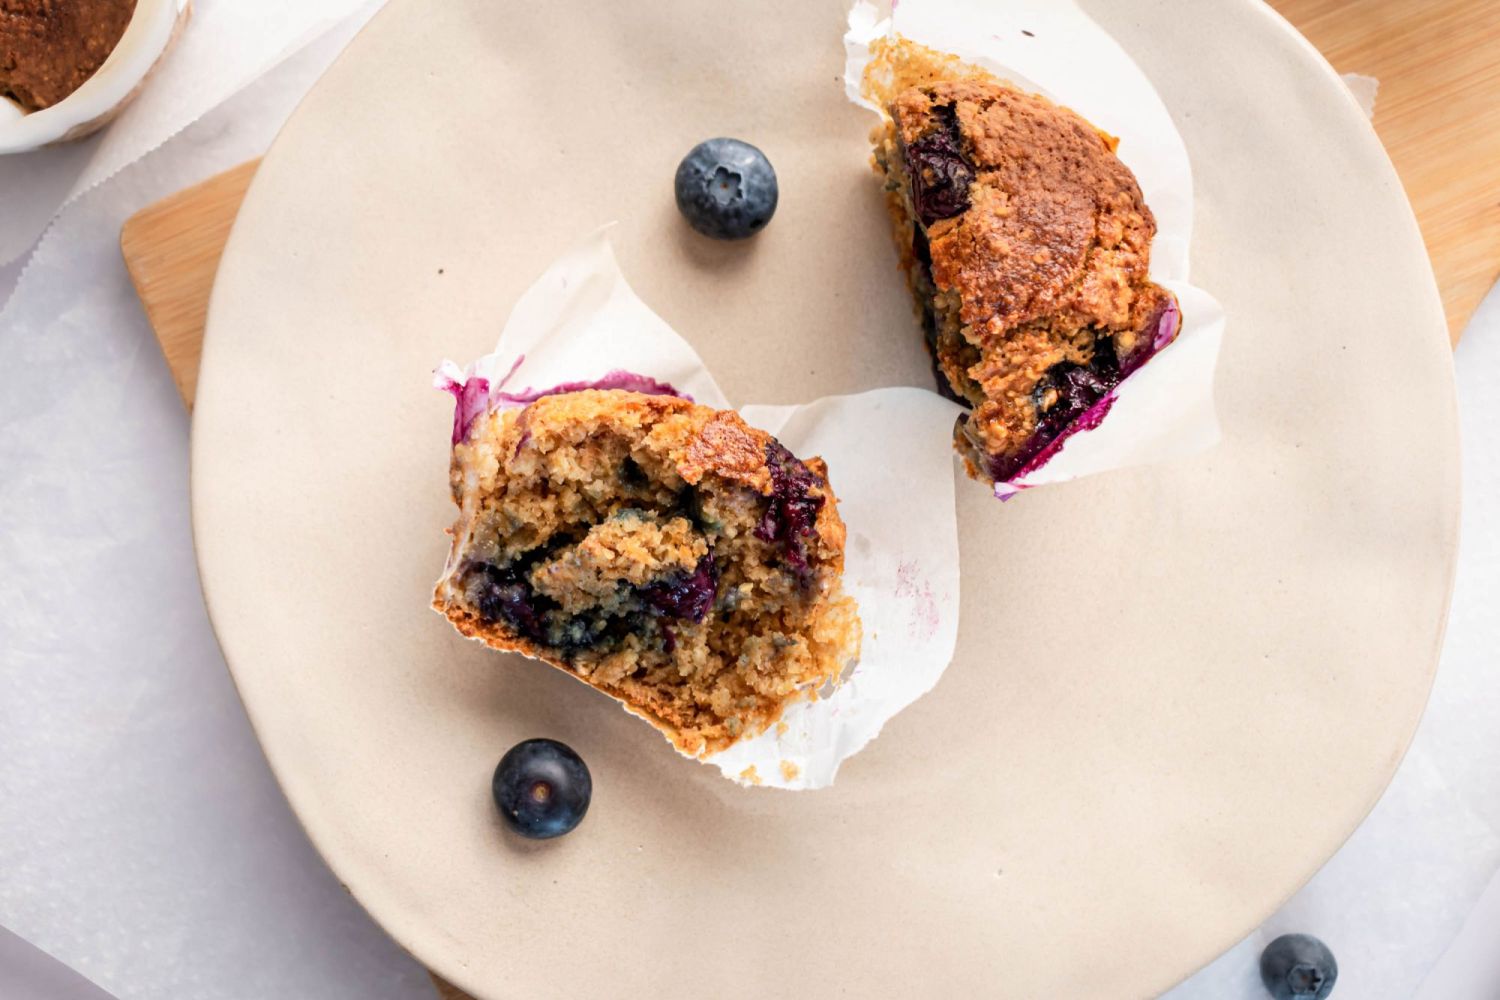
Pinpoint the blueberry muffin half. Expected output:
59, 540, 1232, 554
874, 76, 1180, 486
434, 389, 861, 756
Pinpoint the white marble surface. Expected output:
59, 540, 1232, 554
0, 7, 1496, 999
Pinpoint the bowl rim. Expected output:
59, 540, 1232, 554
0, 0, 189, 154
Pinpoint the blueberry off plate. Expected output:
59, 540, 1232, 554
192, 1, 1457, 997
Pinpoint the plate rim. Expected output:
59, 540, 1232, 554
191, 1, 1462, 995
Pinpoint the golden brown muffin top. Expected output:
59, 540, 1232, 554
893, 80, 1158, 340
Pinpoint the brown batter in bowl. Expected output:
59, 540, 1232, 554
1, 0, 138, 112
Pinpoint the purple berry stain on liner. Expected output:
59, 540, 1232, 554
435, 354, 522, 445
437, 353, 690, 446
435, 372, 493, 446
494, 370, 689, 409
992, 296, 1182, 497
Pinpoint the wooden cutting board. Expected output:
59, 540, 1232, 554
116, 1, 1496, 996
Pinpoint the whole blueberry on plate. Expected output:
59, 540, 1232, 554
1259, 933, 1337, 1000
492, 738, 591, 839
674, 137, 778, 240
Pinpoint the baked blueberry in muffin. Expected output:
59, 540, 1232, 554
433, 387, 861, 756
873, 77, 1180, 487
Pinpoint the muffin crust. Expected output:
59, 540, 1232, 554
434, 390, 861, 756
872, 60, 1178, 485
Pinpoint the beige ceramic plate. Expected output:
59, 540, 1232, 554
193, 1, 1459, 996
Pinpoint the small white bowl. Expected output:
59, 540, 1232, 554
0, 0, 191, 154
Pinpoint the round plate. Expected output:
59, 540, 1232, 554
193, 1, 1459, 996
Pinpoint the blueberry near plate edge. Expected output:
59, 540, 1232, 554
1259, 933, 1338, 1000
673, 137, 779, 240
492, 738, 592, 840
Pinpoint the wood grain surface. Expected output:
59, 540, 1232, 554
120, 159, 258, 406
1269, 0, 1500, 341
117, 4, 1493, 998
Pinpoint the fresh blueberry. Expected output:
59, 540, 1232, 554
674, 137, 778, 240
492, 739, 592, 840
1259, 933, 1338, 1000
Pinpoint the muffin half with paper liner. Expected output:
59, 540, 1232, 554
879, 71, 1180, 486
846, 11, 1223, 498
432, 375, 861, 758
426, 230, 961, 790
